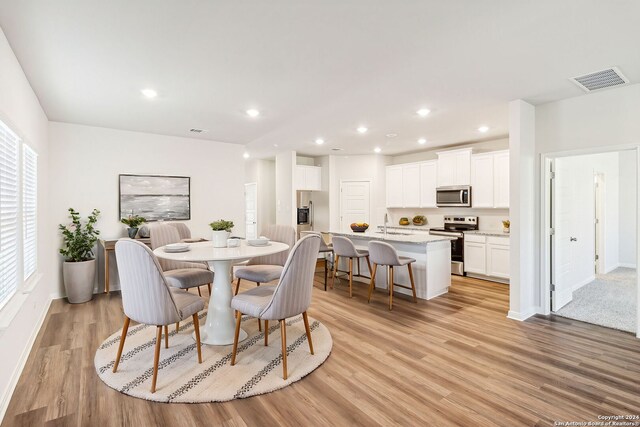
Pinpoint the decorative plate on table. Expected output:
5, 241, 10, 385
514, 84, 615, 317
164, 243, 190, 253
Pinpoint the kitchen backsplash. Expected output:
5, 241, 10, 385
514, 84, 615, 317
387, 208, 509, 231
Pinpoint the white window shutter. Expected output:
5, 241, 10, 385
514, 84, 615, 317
0, 121, 20, 310
23, 144, 37, 280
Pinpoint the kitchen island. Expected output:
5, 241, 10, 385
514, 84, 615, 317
329, 230, 455, 300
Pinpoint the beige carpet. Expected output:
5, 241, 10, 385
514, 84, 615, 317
94, 312, 332, 402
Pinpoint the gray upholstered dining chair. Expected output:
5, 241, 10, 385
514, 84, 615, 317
168, 222, 191, 240
367, 240, 417, 310
331, 236, 372, 297
113, 239, 204, 393
234, 224, 297, 295
300, 231, 333, 291
230, 234, 321, 380
149, 223, 213, 297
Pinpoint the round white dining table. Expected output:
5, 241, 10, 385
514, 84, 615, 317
154, 240, 289, 346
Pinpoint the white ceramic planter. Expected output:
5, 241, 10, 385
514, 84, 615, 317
62, 259, 96, 303
212, 230, 231, 248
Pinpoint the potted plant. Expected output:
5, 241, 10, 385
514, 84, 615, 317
121, 213, 146, 238
59, 208, 101, 303
502, 219, 510, 234
209, 219, 234, 248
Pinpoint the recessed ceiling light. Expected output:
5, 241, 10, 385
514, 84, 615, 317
374, 147, 381, 153
314, 138, 325, 145
418, 138, 427, 145
246, 109, 260, 118
243, 152, 250, 159
478, 125, 490, 133
141, 88, 157, 99
416, 108, 431, 117
357, 126, 368, 134
385, 133, 398, 138
273, 144, 279, 147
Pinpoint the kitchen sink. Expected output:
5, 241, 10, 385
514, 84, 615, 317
375, 231, 411, 236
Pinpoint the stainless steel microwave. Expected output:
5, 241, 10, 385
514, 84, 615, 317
436, 186, 472, 207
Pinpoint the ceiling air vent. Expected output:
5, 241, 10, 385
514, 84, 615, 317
570, 67, 629, 92
189, 128, 208, 133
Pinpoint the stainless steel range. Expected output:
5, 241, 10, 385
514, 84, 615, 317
429, 216, 478, 276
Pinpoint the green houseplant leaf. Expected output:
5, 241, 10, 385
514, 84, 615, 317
209, 219, 234, 232
59, 208, 101, 262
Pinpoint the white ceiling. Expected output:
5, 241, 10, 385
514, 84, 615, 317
1, 1, 639, 158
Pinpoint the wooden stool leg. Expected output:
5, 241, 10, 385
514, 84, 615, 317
151, 326, 162, 393
208, 283, 211, 294
164, 325, 169, 348
197, 286, 202, 297
264, 320, 269, 346
348, 257, 353, 298
368, 263, 378, 303
193, 314, 202, 363
231, 311, 243, 365
113, 316, 130, 373
331, 255, 339, 289
407, 263, 417, 303
302, 312, 314, 355
365, 256, 373, 276
234, 278, 241, 295
280, 319, 288, 380
389, 266, 394, 311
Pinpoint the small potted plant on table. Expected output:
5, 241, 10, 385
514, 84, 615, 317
59, 208, 101, 303
209, 219, 234, 248
121, 213, 146, 238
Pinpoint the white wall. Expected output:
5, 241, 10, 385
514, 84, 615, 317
533, 83, 640, 322
48, 122, 246, 295
619, 152, 637, 267
0, 27, 52, 421
245, 158, 276, 235
275, 151, 296, 227
310, 156, 330, 232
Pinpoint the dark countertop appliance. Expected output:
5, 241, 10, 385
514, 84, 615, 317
429, 216, 478, 276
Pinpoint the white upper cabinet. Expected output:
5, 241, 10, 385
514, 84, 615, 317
471, 153, 495, 208
419, 161, 437, 208
386, 165, 403, 208
295, 165, 322, 191
402, 164, 421, 207
493, 151, 510, 208
436, 148, 472, 186
470, 150, 509, 208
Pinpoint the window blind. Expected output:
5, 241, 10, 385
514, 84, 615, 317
0, 121, 20, 311
23, 144, 37, 280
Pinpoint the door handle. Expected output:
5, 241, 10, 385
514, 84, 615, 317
570, 237, 577, 242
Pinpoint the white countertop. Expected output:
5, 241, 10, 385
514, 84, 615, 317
329, 230, 455, 245
376, 225, 430, 232
464, 230, 510, 237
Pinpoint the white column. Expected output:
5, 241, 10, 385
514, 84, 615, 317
275, 151, 297, 228
508, 100, 538, 321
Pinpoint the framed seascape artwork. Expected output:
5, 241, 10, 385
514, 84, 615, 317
119, 174, 191, 221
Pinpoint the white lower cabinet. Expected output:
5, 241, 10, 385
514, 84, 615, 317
464, 234, 510, 282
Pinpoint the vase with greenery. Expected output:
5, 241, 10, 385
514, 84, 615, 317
58, 208, 101, 303
209, 219, 234, 248
502, 219, 510, 234
121, 213, 146, 238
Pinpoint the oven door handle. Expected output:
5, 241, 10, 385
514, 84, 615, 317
429, 231, 464, 238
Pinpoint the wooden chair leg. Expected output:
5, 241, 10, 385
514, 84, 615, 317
257, 284, 262, 332
280, 319, 288, 380
208, 283, 211, 294
234, 278, 241, 295
151, 326, 162, 393
302, 312, 314, 355
264, 320, 269, 346
348, 257, 353, 298
113, 316, 130, 373
407, 263, 417, 303
324, 257, 328, 291
389, 266, 394, 311
365, 256, 373, 276
164, 325, 169, 348
197, 286, 202, 297
368, 263, 378, 303
231, 311, 243, 366
331, 255, 339, 289
192, 314, 202, 363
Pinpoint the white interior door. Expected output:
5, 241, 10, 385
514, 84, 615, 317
594, 173, 604, 274
340, 180, 370, 231
244, 182, 258, 239
552, 159, 577, 311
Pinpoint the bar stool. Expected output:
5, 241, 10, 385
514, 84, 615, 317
367, 241, 417, 310
331, 236, 372, 298
301, 231, 334, 290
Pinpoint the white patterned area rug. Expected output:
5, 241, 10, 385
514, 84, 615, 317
94, 313, 332, 402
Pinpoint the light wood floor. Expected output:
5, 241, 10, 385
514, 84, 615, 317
3, 272, 640, 427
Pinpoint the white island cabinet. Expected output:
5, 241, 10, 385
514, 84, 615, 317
329, 230, 454, 300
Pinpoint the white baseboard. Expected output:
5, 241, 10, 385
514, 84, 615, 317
617, 263, 637, 269
572, 275, 595, 292
507, 308, 538, 321
0, 297, 52, 423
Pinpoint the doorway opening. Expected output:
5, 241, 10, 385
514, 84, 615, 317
244, 182, 258, 240
546, 149, 637, 334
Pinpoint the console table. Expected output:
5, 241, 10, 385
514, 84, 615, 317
99, 238, 151, 293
